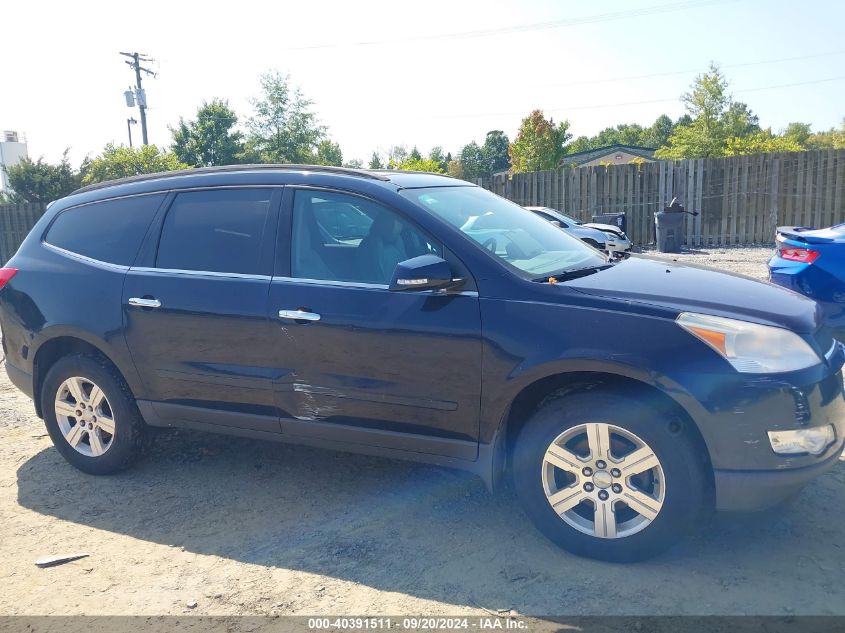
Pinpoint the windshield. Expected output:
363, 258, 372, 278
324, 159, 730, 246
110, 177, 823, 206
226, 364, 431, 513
401, 187, 606, 278
557, 212, 582, 226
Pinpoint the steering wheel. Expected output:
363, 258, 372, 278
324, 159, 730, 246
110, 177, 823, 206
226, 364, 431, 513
482, 237, 498, 253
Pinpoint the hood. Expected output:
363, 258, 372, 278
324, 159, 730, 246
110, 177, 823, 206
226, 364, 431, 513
583, 222, 625, 236
777, 224, 845, 245
567, 225, 609, 242
565, 255, 820, 333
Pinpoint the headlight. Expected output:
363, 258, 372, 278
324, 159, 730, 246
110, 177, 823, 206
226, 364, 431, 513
676, 312, 820, 373
768, 425, 836, 455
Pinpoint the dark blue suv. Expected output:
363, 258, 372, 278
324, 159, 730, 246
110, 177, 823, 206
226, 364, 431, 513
1, 165, 843, 561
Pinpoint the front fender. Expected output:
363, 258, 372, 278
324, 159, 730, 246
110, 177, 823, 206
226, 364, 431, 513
482, 354, 709, 446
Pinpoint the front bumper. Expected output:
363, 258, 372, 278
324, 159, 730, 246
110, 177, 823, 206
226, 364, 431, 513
714, 441, 843, 511
605, 237, 632, 253
674, 348, 845, 511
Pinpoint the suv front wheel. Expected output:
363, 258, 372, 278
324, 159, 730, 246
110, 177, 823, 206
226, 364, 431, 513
42, 354, 148, 475
513, 391, 708, 561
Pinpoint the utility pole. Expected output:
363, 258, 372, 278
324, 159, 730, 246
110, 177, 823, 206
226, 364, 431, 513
120, 52, 155, 145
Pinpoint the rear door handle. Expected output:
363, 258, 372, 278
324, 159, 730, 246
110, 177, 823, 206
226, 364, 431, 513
128, 297, 162, 308
278, 309, 320, 322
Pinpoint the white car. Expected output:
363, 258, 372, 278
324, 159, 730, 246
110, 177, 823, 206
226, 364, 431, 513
526, 206, 632, 256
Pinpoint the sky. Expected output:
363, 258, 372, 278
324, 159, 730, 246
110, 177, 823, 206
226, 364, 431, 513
2, 0, 845, 166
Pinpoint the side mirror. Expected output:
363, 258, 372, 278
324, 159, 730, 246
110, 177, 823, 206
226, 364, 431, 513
550, 220, 562, 228
389, 254, 464, 292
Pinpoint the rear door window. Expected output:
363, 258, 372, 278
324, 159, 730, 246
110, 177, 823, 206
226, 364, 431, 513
156, 189, 274, 275
45, 193, 164, 266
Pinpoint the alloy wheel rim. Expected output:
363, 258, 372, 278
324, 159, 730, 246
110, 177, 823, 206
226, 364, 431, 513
54, 376, 116, 457
541, 422, 665, 539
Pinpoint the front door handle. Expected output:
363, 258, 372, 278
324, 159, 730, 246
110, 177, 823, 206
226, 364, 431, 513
278, 309, 321, 322
128, 297, 162, 308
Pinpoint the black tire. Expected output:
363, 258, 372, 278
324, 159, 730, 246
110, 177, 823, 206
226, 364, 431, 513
41, 354, 148, 475
512, 390, 709, 562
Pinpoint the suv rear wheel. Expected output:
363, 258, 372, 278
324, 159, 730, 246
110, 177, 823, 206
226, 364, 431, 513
513, 391, 708, 561
41, 354, 148, 475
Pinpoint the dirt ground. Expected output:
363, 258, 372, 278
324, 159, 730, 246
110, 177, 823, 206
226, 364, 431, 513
1, 246, 844, 618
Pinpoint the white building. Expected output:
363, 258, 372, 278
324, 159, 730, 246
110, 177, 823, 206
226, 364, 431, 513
0, 131, 29, 194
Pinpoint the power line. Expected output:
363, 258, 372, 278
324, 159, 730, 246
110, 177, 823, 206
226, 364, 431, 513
530, 49, 845, 90
281, 0, 730, 51
434, 75, 845, 120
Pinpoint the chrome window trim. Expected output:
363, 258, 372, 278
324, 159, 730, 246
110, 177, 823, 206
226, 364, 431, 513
42, 242, 130, 272
167, 184, 282, 194
272, 276, 478, 296
273, 276, 388, 290
130, 266, 271, 281
58, 189, 168, 213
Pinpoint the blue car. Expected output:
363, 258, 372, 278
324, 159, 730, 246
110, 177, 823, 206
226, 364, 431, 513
769, 224, 845, 340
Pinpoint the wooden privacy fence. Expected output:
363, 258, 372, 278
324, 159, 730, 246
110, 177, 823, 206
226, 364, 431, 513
0, 204, 47, 264
478, 149, 845, 247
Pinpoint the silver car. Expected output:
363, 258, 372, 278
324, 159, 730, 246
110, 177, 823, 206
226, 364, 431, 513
526, 206, 632, 256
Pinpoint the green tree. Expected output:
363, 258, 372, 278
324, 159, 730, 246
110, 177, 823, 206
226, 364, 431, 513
446, 159, 464, 179
344, 158, 364, 169
82, 144, 187, 185
566, 121, 665, 154
783, 122, 812, 146
428, 146, 448, 172
481, 130, 510, 174
724, 129, 802, 155
683, 63, 729, 126
315, 139, 343, 166
655, 64, 768, 159
3, 150, 80, 203
656, 64, 729, 159
369, 152, 384, 169
170, 99, 245, 167
723, 102, 760, 138
509, 110, 571, 172
807, 119, 845, 149
643, 114, 676, 148
459, 141, 486, 181
397, 156, 445, 173
409, 146, 422, 161
247, 70, 325, 163
387, 145, 409, 169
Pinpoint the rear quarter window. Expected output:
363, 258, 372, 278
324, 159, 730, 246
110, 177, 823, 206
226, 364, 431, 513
44, 193, 165, 266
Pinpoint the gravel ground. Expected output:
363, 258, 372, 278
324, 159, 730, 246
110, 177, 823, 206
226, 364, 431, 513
1, 246, 844, 620
644, 246, 774, 281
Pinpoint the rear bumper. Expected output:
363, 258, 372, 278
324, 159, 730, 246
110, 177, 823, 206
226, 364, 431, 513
714, 442, 844, 511
769, 266, 845, 341
5, 361, 33, 399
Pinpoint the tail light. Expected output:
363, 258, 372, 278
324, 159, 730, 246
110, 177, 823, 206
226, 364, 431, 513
778, 245, 820, 263
0, 267, 18, 290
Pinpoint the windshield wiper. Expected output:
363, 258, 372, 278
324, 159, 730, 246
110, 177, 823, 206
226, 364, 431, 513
534, 264, 613, 283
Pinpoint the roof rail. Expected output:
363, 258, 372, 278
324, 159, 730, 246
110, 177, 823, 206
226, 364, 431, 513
72, 164, 391, 195
369, 169, 459, 180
